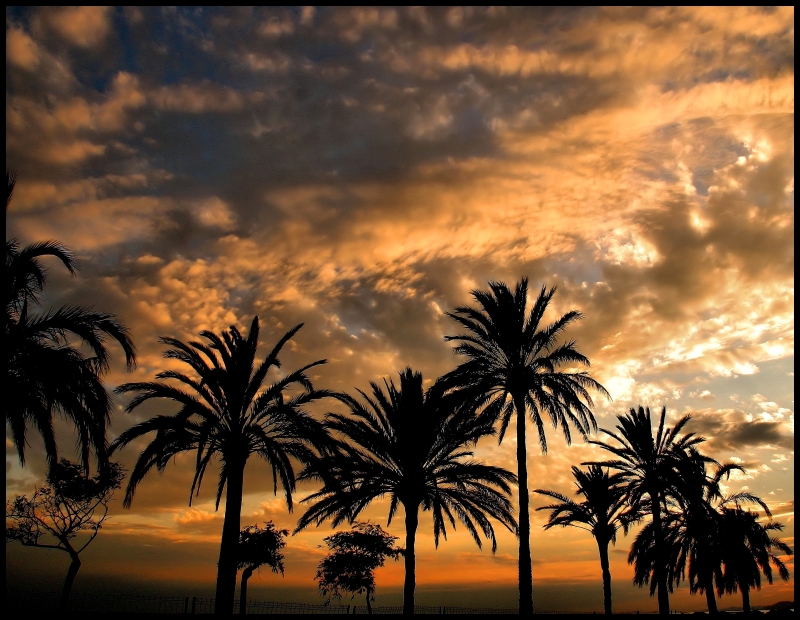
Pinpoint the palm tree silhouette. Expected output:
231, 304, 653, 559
443, 278, 608, 614
296, 368, 518, 615
110, 318, 334, 614
586, 406, 704, 615
534, 465, 635, 614
718, 507, 792, 613
668, 455, 768, 613
6, 170, 136, 473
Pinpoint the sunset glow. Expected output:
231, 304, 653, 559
6, 7, 794, 613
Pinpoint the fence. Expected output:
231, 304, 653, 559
4, 593, 573, 614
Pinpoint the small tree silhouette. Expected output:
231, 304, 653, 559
315, 523, 403, 614
237, 521, 288, 614
5, 459, 124, 610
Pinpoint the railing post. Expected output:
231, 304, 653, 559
191, 596, 197, 614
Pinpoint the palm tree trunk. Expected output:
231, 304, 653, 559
366, 586, 373, 615
741, 584, 750, 614
514, 393, 534, 615
239, 566, 254, 615
59, 547, 81, 612
214, 457, 246, 615
403, 502, 419, 615
597, 539, 613, 614
651, 493, 670, 615
704, 575, 718, 614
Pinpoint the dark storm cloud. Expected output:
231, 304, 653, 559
686, 408, 794, 452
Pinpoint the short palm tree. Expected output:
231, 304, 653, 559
110, 317, 334, 614
718, 507, 792, 613
296, 367, 518, 615
587, 406, 705, 615
6, 170, 136, 473
535, 465, 635, 614
668, 455, 768, 614
443, 278, 608, 614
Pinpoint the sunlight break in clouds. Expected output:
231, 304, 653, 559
6, 6, 793, 612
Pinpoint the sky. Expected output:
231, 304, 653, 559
5, 6, 794, 613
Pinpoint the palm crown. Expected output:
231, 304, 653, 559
535, 465, 633, 545
443, 279, 607, 447
6, 170, 136, 473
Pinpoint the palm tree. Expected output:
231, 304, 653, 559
719, 507, 792, 613
586, 406, 705, 614
668, 455, 769, 614
442, 278, 608, 614
109, 317, 334, 614
6, 170, 136, 473
627, 510, 681, 605
534, 465, 635, 614
296, 368, 518, 615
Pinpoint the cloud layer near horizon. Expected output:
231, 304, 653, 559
6, 6, 794, 611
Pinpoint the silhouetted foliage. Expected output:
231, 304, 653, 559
718, 507, 792, 613
297, 367, 517, 614
535, 465, 637, 614
110, 317, 335, 615
237, 521, 288, 614
586, 406, 708, 615
5, 459, 124, 610
6, 170, 136, 474
666, 456, 768, 613
315, 523, 403, 614
443, 278, 608, 614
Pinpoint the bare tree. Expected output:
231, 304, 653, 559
6, 459, 124, 610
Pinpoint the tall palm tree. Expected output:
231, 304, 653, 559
6, 170, 136, 473
534, 465, 635, 614
586, 406, 705, 614
109, 317, 334, 614
443, 278, 608, 614
718, 507, 792, 613
296, 368, 518, 615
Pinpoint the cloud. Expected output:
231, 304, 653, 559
34, 6, 113, 49
151, 81, 261, 113
5, 6, 794, 605
687, 408, 794, 452
6, 27, 42, 71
